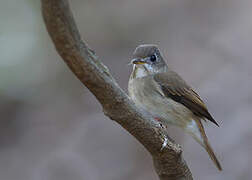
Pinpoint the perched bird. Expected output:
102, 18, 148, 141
128, 44, 222, 170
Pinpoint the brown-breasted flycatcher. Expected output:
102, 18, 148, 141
128, 44, 222, 170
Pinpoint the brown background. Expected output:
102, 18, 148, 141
0, 0, 251, 179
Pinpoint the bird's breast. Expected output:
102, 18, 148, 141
128, 76, 193, 126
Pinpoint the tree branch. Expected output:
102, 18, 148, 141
41, 0, 193, 179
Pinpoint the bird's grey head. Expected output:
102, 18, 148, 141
130, 44, 168, 78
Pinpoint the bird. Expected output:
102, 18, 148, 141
128, 44, 222, 171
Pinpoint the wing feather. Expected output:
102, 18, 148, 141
154, 71, 219, 126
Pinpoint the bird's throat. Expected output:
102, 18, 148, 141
131, 65, 150, 79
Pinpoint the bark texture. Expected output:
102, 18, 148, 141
41, 0, 193, 179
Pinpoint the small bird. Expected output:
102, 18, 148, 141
128, 44, 222, 170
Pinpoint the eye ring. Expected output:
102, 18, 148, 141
150, 54, 156, 62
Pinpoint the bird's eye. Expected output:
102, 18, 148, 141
150, 54, 156, 62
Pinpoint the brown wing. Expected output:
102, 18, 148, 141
154, 71, 219, 126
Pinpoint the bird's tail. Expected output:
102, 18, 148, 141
186, 120, 222, 171
203, 135, 222, 171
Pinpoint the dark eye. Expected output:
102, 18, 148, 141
150, 54, 156, 62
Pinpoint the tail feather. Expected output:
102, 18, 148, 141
186, 119, 222, 171
204, 138, 222, 171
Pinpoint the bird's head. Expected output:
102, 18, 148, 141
130, 44, 168, 78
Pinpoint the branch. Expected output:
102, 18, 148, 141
41, 0, 193, 179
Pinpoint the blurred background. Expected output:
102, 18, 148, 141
0, 0, 251, 179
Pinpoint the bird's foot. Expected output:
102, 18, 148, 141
161, 135, 168, 151
154, 117, 165, 129
154, 117, 168, 151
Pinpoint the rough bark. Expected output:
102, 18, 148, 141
41, 0, 193, 179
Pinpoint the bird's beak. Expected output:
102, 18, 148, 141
131, 58, 146, 65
